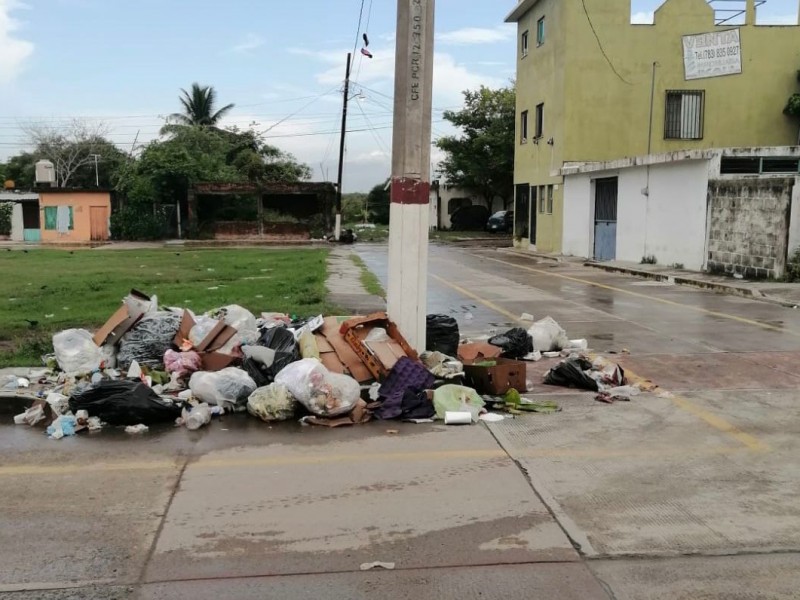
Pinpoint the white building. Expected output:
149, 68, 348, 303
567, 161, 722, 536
561, 147, 800, 278
0, 191, 40, 242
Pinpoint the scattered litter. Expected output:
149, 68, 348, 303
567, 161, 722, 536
488, 328, 533, 359
543, 351, 561, 358
276, 359, 361, 418
180, 403, 213, 430
444, 411, 473, 425
47, 415, 78, 439
247, 383, 296, 422
520, 312, 535, 322
385, 429, 400, 434
124, 424, 149, 434
360, 562, 395, 571
426, 314, 460, 356
69, 380, 182, 426
189, 368, 257, 411
479, 413, 505, 422
528, 317, 569, 352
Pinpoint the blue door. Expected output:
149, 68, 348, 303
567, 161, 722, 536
593, 177, 618, 261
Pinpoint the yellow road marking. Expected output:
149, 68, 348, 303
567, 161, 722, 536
431, 274, 524, 324
433, 270, 771, 453
0, 445, 748, 478
470, 253, 800, 337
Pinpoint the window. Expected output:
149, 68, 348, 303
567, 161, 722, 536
664, 90, 704, 140
547, 185, 554, 214
535, 103, 544, 139
521, 30, 529, 57
520, 110, 529, 143
720, 156, 800, 175
539, 185, 546, 213
537, 16, 545, 46
43, 206, 73, 231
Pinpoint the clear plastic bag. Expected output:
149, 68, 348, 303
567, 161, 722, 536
247, 383, 297, 422
211, 305, 259, 344
528, 317, 570, 352
118, 312, 182, 370
52, 329, 102, 374
164, 349, 203, 378
189, 368, 257, 411
275, 358, 360, 417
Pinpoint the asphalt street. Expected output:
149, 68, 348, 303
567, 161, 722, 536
2, 243, 800, 599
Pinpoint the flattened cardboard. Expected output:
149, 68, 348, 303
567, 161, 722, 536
93, 289, 152, 347
457, 342, 503, 363
318, 317, 372, 382
315, 332, 346, 375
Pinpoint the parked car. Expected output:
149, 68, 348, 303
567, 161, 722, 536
450, 205, 490, 231
486, 210, 514, 233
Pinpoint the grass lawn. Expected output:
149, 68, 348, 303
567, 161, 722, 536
0, 248, 334, 367
350, 254, 386, 298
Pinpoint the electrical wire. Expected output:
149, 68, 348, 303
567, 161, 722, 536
353, 0, 374, 85
351, 0, 367, 59
354, 99, 391, 157
581, 0, 631, 85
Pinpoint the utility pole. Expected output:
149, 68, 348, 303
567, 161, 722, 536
89, 154, 101, 187
335, 52, 352, 241
387, 0, 435, 351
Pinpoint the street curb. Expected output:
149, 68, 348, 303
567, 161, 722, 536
583, 262, 798, 309
496, 247, 563, 263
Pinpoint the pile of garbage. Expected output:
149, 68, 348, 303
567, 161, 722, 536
7, 290, 643, 439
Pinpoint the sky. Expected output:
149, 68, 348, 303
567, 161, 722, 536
0, 0, 798, 192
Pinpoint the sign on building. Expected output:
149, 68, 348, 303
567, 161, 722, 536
683, 28, 742, 80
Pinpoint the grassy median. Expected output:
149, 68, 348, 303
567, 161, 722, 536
0, 248, 333, 367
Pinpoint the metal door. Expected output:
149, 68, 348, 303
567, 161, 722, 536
593, 177, 618, 261
529, 186, 537, 244
90, 206, 109, 241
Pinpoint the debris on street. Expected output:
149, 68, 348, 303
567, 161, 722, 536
7, 298, 656, 439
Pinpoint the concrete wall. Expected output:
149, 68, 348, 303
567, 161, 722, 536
39, 191, 111, 243
788, 177, 800, 259
707, 178, 796, 278
563, 159, 710, 269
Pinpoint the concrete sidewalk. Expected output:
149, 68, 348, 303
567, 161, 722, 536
497, 248, 800, 308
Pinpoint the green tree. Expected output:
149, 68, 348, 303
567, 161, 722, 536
2, 152, 36, 189
436, 85, 515, 212
342, 192, 368, 222
785, 71, 800, 143
163, 83, 235, 130
367, 181, 390, 225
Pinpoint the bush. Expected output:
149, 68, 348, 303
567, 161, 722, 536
0, 203, 11, 236
640, 255, 657, 265
110, 205, 169, 240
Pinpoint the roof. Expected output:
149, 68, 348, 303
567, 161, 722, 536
36, 188, 113, 194
0, 191, 39, 202
505, 0, 542, 23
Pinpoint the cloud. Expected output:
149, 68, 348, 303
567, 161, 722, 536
230, 33, 265, 54
438, 26, 514, 45
630, 11, 654, 25
0, 0, 34, 83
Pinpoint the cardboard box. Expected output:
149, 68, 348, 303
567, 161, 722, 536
340, 312, 419, 381
463, 357, 527, 395
93, 289, 152, 347
173, 311, 240, 371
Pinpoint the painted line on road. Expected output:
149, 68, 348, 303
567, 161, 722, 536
0, 445, 749, 477
470, 253, 800, 338
433, 271, 771, 453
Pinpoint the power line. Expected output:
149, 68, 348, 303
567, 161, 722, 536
353, 0, 375, 85
581, 0, 631, 85
351, 0, 367, 58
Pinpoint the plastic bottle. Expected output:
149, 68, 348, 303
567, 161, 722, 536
184, 403, 212, 430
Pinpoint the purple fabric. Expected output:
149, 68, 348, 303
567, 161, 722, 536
375, 357, 434, 420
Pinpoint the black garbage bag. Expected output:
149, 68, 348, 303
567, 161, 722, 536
488, 327, 533, 359
401, 389, 436, 420
117, 312, 182, 370
426, 314, 460, 356
69, 380, 183, 425
248, 327, 300, 384
543, 357, 599, 391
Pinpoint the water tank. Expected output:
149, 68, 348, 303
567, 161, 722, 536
35, 160, 55, 185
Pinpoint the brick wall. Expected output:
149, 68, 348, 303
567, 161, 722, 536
706, 178, 795, 279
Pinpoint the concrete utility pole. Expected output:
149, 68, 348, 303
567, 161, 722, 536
335, 53, 352, 241
387, 0, 435, 351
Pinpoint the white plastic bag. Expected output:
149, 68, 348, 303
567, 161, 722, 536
189, 368, 257, 411
275, 358, 360, 417
212, 305, 258, 344
52, 329, 102, 375
528, 317, 569, 352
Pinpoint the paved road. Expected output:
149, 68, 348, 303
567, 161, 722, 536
2, 243, 800, 599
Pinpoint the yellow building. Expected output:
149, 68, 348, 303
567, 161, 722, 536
506, 0, 800, 253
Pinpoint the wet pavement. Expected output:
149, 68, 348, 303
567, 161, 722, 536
3, 243, 800, 599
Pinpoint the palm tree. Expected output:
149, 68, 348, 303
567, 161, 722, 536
164, 83, 235, 129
